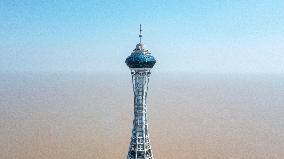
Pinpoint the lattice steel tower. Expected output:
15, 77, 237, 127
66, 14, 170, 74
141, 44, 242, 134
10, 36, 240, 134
125, 25, 156, 159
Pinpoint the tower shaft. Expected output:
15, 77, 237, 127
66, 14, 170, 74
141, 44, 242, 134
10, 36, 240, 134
127, 70, 154, 159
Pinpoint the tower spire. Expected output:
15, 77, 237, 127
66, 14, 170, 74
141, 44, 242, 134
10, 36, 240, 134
139, 24, 142, 43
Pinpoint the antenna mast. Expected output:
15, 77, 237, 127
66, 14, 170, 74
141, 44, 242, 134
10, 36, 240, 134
139, 24, 142, 43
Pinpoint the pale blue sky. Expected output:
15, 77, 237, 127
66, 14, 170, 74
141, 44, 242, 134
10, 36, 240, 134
0, 0, 284, 74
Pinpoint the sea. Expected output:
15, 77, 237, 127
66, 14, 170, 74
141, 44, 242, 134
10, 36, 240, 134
0, 73, 283, 159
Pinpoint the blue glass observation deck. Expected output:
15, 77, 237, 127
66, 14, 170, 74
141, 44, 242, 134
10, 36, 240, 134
125, 43, 156, 69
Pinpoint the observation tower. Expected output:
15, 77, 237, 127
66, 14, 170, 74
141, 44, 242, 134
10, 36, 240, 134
125, 25, 156, 159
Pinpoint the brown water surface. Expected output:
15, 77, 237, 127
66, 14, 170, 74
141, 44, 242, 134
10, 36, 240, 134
0, 73, 283, 159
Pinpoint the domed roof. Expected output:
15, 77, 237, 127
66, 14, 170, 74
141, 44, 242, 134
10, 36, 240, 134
125, 25, 156, 69
125, 52, 156, 68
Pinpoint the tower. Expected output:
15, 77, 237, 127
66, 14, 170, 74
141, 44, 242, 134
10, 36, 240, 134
125, 25, 156, 159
